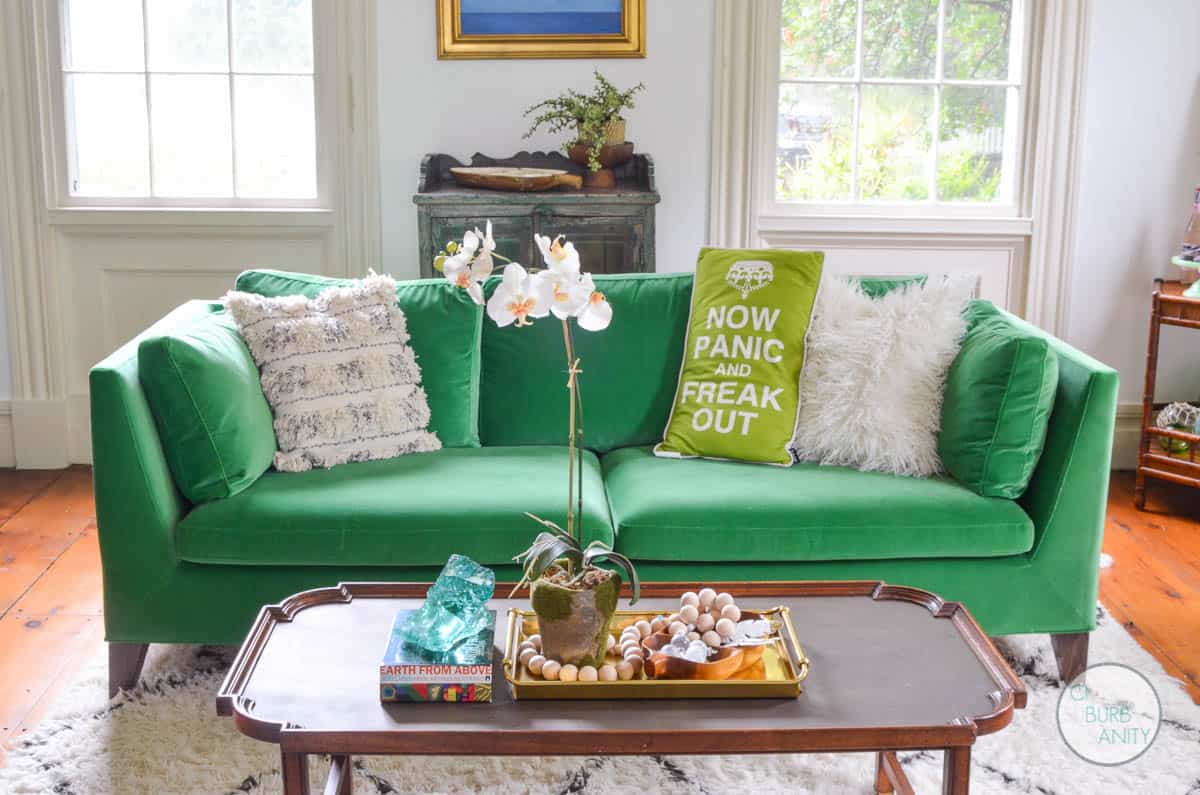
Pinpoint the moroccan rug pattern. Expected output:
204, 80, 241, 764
2, 606, 1198, 794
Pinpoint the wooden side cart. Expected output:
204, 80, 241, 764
1135, 279, 1200, 508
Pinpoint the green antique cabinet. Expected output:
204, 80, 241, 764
413, 151, 660, 277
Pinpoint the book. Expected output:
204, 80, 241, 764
379, 609, 495, 703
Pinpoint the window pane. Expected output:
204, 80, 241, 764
146, 0, 229, 72
67, 74, 150, 196
233, 0, 313, 72
234, 76, 316, 197
862, 0, 938, 79
780, 0, 857, 79
938, 86, 1007, 202
777, 84, 855, 201
62, 0, 144, 71
943, 0, 1012, 81
150, 75, 232, 196
858, 85, 933, 200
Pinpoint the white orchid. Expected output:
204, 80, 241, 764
487, 263, 553, 328
472, 220, 496, 276
535, 233, 581, 281
442, 255, 489, 305
574, 274, 612, 331
436, 223, 499, 305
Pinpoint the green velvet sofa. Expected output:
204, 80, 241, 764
91, 270, 1118, 695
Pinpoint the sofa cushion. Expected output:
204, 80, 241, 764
177, 446, 613, 567
233, 269, 483, 448
480, 272, 693, 452
138, 306, 276, 503
602, 446, 1034, 562
939, 301, 1059, 498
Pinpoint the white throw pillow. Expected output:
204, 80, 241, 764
226, 274, 441, 472
790, 275, 973, 477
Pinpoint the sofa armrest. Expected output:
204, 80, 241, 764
998, 310, 1119, 628
90, 301, 219, 620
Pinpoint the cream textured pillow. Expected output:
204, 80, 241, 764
226, 274, 441, 472
790, 275, 974, 477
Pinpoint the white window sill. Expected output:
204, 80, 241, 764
755, 214, 1034, 237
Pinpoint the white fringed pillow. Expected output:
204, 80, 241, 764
790, 275, 974, 477
226, 274, 441, 472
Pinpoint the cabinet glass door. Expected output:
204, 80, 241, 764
535, 210, 644, 274
430, 215, 533, 271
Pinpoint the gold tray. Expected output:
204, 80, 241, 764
502, 606, 810, 699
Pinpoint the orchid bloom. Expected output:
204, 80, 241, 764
487, 263, 552, 328
574, 274, 613, 331
535, 234, 581, 280
439, 224, 495, 305
472, 220, 496, 276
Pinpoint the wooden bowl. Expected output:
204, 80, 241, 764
566, 141, 635, 170
641, 633, 766, 681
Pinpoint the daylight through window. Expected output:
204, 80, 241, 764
777, 0, 1023, 206
60, 0, 316, 200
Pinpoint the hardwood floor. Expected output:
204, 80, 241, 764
0, 467, 1196, 763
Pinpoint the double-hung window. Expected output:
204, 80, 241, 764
775, 0, 1025, 213
56, 0, 318, 205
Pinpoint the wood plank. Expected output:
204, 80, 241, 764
10, 529, 103, 618
0, 612, 103, 749
0, 470, 59, 528
0, 467, 97, 617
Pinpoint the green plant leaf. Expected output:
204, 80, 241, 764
583, 543, 641, 605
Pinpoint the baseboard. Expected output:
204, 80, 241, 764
1111, 403, 1142, 471
10, 398, 70, 468
68, 393, 92, 465
0, 401, 14, 467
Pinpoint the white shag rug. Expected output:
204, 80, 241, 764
2, 605, 1198, 795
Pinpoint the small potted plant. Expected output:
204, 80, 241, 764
523, 70, 645, 188
436, 227, 639, 668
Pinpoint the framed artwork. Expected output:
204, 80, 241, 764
437, 0, 646, 59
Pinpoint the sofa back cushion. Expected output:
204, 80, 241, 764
939, 301, 1059, 498
480, 272, 693, 452
234, 269, 483, 448
138, 305, 276, 502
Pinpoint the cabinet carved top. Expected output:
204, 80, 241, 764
414, 152, 660, 205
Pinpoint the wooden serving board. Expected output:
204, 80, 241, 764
449, 166, 583, 192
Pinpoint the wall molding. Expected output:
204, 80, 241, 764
0, 401, 13, 468
1111, 403, 1142, 471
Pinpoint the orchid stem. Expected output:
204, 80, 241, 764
561, 318, 577, 553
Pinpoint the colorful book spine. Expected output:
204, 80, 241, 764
380, 681, 493, 703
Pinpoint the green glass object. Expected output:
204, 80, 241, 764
398, 554, 495, 652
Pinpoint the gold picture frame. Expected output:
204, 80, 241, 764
437, 0, 646, 60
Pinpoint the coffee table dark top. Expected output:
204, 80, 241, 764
217, 581, 1025, 756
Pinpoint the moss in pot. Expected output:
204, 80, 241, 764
515, 516, 639, 669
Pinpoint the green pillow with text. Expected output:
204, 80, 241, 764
655, 248, 824, 466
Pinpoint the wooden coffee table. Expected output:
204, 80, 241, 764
217, 581, 1025, 794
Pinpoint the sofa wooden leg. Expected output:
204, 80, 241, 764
108, 642, 149, 698
1051, 632, 1089, 683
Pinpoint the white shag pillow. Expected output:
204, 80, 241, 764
226, 274, 441, 472
790, 275, 974, 477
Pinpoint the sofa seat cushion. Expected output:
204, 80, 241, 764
177, 446, 613, 567
602, 446, 1033, 562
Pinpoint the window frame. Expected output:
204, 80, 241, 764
761, 0, 1035, 221
42, 0, 335, 210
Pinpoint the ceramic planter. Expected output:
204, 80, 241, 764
529, 568, 620, 668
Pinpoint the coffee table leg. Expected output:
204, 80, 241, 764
875, 751, 914, 794
281, 750, 310, 795
328, 754, 353, 795
942, 746, 971, 795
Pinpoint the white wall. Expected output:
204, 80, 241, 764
1069, 0, 1200, 408
377, 0, 715, 279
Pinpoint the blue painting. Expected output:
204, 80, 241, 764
460, 0, 624, 36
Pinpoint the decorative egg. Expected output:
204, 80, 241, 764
578, 665, 598, 682
680, 591, 700, 607
688, 631, 701, 642
715, 618, 736, 638
678, 604, 699, 625
668, 620, 688, 636
527, 634, 542, 651
702, 630, 722, 648
626, 654, 643, 673
518, 647, 538, 667
720, 604, 741, 622
649, 617, 664, 633
624, 647, 644, 662
620, 641, 640, 657
620, 625, 640, 639
616, 660, 635, 680
541, 660, 561, 680
696, 613, 716, 632
559, 664, 579, 683
518, 640, 536, 656
698, 588, 717, 608
527, 654, 547, 674
714, 592, 735, 610
666, 613, 682, 624
635, 620, 653, 638
598, 664, 618, 681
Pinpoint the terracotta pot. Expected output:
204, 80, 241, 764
566, 142, 635, 188
530, 568, 620, 668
